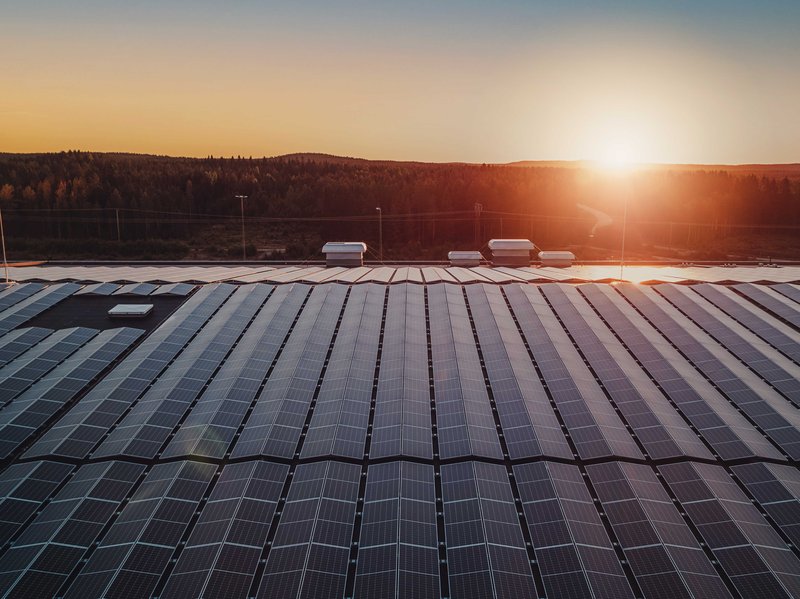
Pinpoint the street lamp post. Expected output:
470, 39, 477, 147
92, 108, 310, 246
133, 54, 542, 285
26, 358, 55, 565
235, 195, 248, 261
375, 207, 383, 263
620, 192, 628, 280
0, 207, 8, 284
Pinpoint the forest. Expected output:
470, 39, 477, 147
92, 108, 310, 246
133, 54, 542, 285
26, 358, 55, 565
0, 151, 798, 262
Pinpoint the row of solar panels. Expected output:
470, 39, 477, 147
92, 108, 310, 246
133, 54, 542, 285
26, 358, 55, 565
2, 281, 795, 466
0, 325, 143, 460
0, 279, 798, 598
1, 456, 799, 598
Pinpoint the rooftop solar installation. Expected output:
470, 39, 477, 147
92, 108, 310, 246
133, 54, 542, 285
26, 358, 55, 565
0, 270, 797, 598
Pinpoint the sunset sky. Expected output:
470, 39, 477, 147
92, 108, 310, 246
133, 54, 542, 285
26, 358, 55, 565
3, 1, 799, 164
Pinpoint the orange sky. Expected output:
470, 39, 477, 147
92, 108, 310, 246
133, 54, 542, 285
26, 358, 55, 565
3, 1, 800, 164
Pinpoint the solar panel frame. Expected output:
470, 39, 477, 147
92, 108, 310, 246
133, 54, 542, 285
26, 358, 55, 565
655, 284, 800, 407
429, 284, 503, 460
354, 461, 439, 599
370, 284, 433, 460
302, 283, 385, 459
231, 284, 348, 459
61, 460, 217, 599
23, 283, 235, 459
92, 285, 271, 459
440, 461, 538, 599
465, 284, 573, 461
541, 284, 713, 461
0, 461, 145, 598
734, 283, 800, 329
163, 283, 310, 459
588, 461, 733, 599
0, 461, 74, 548
731, 462, 800, 551
0, 283, 46, 313
515, 461, 636, 599
504, 284, 642, 460
691, 283, 800, 365
616, 284, 800, 460
0, 328, 52, 369
0, 326, 143, 459
579, 283, 785, 462
0, 326, 99, 408
255, 460, 361, 599
159, 461, 289, 599
0, 283, 80, 335
661, 461, 800, 598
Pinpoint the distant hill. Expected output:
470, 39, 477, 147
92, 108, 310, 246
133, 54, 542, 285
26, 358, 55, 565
505, 159, 800, 179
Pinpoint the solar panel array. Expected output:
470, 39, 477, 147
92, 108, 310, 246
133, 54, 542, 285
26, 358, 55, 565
0, 279, 797, 598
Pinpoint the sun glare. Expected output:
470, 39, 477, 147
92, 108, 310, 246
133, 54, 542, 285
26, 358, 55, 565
594, 140, 639, 172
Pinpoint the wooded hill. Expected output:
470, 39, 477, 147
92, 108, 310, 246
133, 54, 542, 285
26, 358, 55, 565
0, 152, 798, 261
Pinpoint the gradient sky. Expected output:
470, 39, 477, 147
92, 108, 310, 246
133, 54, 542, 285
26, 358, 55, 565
3, 1, 799, 163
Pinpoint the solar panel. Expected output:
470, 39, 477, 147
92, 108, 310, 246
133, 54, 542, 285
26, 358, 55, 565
771, 283, 800, 305
734, 283, 800, 329
617, 284, 800, 460
160, 461, 288, 599
255, 461, 361, 599
92, 285, 271, 459
588, 461, 732, 599
466, 284, 572, 460
731, 462, 800, 549
163, 284, 309, 459
23, 283, 235, 459
75, 282, 121, 296
0, 283, 79, 335
660, 462, 800, 598
0, 327, 98, 407
232, 284, 347, 459
0, 275, 794, 599
0, 461, 74, 547
303, 284, 384, 459
354, 461, 439, 599
429, 284, 503, 460
580, 283, 785, 462
656, 284, 800, 407
0, 327, 143, 459
112, 282, 158, 296
0, 327, 52, 368
370, 284, 432, 460
0, 283, 45, 312
0, 461, 144, 598
691, 283, 800, 365
504, 284, 642, 460
150, 283, 195, 297
440, 461, 537, 599
542, 284, 713, 460
61, 461, 217, 599
515, 461, 635, 598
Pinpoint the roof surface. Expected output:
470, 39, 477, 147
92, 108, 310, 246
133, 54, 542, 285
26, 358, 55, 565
0, 273, 798, 598
6, 263, 800, 285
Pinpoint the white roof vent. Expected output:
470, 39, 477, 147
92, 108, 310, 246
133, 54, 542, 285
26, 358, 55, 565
108, 304, 154, 319
487, 239, 534, 266
448, 251, 483, 267
538, 250, 575, 268
322, 242, 367, 267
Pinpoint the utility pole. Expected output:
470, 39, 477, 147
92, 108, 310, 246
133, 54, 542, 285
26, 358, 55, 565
0, 207, 8, 284
620, 189, 629, 280
375, 207, 383, 262
115, 209, 121, 242
473, 202, 482, 247
235, 195, 248, 260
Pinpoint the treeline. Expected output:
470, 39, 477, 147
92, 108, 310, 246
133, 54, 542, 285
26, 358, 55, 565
0, 151, 798, 260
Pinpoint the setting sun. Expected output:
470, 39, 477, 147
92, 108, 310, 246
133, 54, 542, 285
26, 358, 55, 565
595, 140, 639, 171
